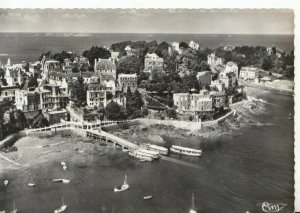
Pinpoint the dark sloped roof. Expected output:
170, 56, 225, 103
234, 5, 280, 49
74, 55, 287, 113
101, 74, 115, 81
95, 59, 115, 71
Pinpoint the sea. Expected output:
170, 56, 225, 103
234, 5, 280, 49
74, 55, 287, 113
0, 33, 295, 212
0, 33, 294, 64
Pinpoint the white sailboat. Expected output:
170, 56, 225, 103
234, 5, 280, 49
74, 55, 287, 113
143, 195, 153, 200
114, 173, 129, 192
27, 183, 36, 187
189, 193, 197, 213
54, 197, 67, 213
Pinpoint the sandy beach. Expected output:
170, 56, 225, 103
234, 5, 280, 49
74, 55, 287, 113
0, 130, 115, 174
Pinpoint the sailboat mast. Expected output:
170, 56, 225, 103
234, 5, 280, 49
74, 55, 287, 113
191, 193, 195, 210
124, 173, 127, 184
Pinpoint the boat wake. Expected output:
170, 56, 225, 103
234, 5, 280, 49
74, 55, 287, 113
160, 156, 203, 170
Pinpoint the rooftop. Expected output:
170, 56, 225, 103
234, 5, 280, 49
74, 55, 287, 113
95, 59, 116, 71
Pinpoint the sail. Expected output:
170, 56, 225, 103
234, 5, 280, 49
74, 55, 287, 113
189, 193, 197, 213
124, 173, 127, 185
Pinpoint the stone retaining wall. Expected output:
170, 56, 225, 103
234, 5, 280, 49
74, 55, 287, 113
136, 118, 202, 131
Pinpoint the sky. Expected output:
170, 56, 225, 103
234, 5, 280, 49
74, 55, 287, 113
0, 9, 294, 34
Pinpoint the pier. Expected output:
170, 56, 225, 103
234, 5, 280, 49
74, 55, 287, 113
86, 129, 139, 150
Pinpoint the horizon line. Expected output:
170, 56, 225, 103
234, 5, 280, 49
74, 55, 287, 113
0, 32, 294, 36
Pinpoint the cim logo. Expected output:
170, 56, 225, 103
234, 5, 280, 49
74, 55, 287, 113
257, 201, 287, 213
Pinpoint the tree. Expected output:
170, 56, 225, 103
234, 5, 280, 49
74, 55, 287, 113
71, 76, 87, 107
179, 42, 189, 49
28, 76, 38, 88
82, 46, 111, 65
158, 41, 170, 52
272, 47, 277, 55
105, 101, 124, 120
38, 51, 52, 61
262, 56, 273, 70
0, 68, 4, 79
166, 109, 177, 119
126, 90, 144, 117
116, 55, 141, 74
106, 91, 113, 100
182, 74, 200, 92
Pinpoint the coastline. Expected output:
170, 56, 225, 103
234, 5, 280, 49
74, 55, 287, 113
0, 84, 285, 174
107, 98, 266, 148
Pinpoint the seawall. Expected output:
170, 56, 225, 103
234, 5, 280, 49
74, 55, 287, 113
136, 118, 202, 131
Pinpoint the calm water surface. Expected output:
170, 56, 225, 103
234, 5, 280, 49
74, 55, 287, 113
0, 33, 294, 64
0, 87, 294, 213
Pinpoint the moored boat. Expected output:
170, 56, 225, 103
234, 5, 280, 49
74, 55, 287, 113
54, 197, 67, 213
138, 149, 160, 159
114, 173, 129, 192
27, 183, 36, 187
146, 144, 168, 155
3, 180, 9, 186
52, 179, 70, 184
170, 145, 202, 157
128, 150, 153, 162
143, 195, 153, 200
62, 179, 70, 184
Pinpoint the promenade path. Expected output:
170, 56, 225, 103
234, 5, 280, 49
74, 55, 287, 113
86, 129, 139, 150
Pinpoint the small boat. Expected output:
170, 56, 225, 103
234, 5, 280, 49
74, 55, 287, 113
27, 183, 36, 187
62, 179, 70, 184
42, 144, 50, 148
60, 162, 66, 166
146, 144, 168, 155
54, 197, 67, 213
189, 193, 197, 213
62, 166, 67, 171
170, 145, 202, 157
286, 117, 292, 120
139, 159, 146, 162
52, 179, 70, 184
128, 150, 153, 162
143, 195, 153, 200
138, 149, 160, 159
114, 174, 129, 192
4, 180, 9, 186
